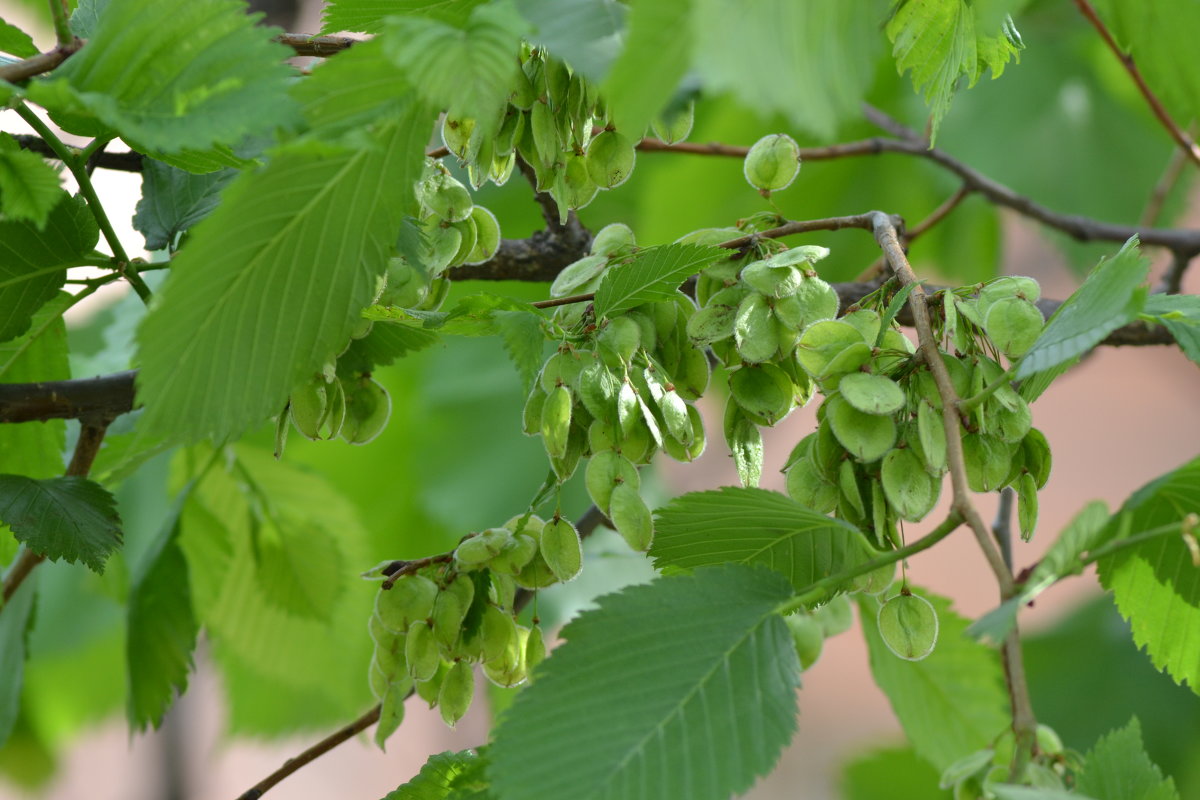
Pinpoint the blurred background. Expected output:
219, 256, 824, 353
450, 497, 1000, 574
1, 0, 1199, 798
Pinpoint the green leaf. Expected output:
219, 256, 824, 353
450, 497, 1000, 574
0, 292, 70, 479
515, 0, 625, 81
126, 498, 197, 730
0, 134, 66, 228
692, 0, 885, 140
593, 243, 725, 319
1076, 717, 1179, 800
887, 0, 1023, 141
291, 36, 416, 142
989, 788, 1094, 800
489, 565, 801, 800
1142, 294, 1200, 368
969, 501, 1110, 643
0, 196, 97, 343
382, 2, 527, 139
652, 487, 875, 595
253, 516, 346, 622
841, 746, 951, 800
0, 17, 37, 58
322, 0, 488, 35
30, 0, 295, 153
133, 158, 235, 251
136, 107, 434, 442
0, 579, 36, 748
601, 0, 691, 137
0, 475, 122, 572
1098, 454, 1200, 691
384, 750, 487, 799
1014, 237, 1150, 381
494, 310, 546, 390
338, 323, 441, 374
68, 0, 109, 38
860, 590, 1009, 771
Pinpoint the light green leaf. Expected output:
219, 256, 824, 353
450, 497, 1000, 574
136, 107, 434, 442
68, 0, 108, 38
0, 134, 66, 228
1098, 454, 1200, 691
28, 0, 296, 153
841, 746, 951, 800
1014, 237, 1149, 381
128, 141, 256, 175
489, 565, 801, 800
291, 36, 416, 141
338, 323, 441, 373
989, 788, 1094, 800
860, 591, 1009, 771
382, 2, 527, 139
126, 497, 197, 730
692, 0, 885, 140
494, 310, 547, 390
384, 750, 487, 799
0, 17, 37, 58
887, 0, 1023, 141
1076, 717, 1178, 800
0, 292, 70, 478
254, 516, 346, 622
133, 158, 235, 251
652, 487, 875, 595
1142, 294, 1200, 368
601, 0, 691, 137
0, 196, 96, 343
515, 0, 625, 81
322, 0, 488, 35
0, 579, 36, 748
593, 243, 725, 319
0, 475, 122, 572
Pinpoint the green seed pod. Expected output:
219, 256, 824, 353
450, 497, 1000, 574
406, 619, 440, 681
686, 302, 739, 346
414, 661, 447, 708
369, 658, 390, 701
529, 100, 561, 168
838, 458, 867, 519
743, 133, 801, 193
289, 376, 328, 441
616, 379, 640, 436
729, 363, 794, 426
881, 447, 941, 522
481, 604, 519, 664
785, 613, 824, 670
734, 292, 780, 363
524, 625, 547, 674
578, 361, 620, 423
540, 516, 583, 582
674, 345, 711, 401
725, 405, 764, 488
490, 571, 517, 611
522, 382, 547, 436
339, 377, 392, 445
741, 260, 803, 298
421, 169, 474, 223
588, 418, 618, 453
826, 395, 896, 463
491, 531, 539, 577
590, 222, 636, 258
585, 129, 637, 189
877, 592, 939, 661
489, 151, 516, 186
514, 546, 559, 589
539, 350, 586, 394
651, 100, 694, 144
795, 319, 867, 380
1017, 471, 1039, 542
1019, 428, 1052, 489
375, 681, 407, 750
550, 253, 608, 298
916, 400, 947, 474
541, 384, 573, 459
609, 483, 654, 551
376, 574, 439, 633
462, 205, 500, 265
662, 404, 706, 463
962, 433, 1016, 492
977, 275, 1041, 317
552, 152, 599, 218
598, 316, 641, 367
852, 561, 895, 596
482, 626, 528, 688
773, 278, 839, 331
785, 457, 839, 514
447, 215, 478, 268
838, 372, 905, 416
441, 115, 475, 159
984, 394, 1033, 444
438, 660, 475, 727
585, 449, 640, 514
814, 594, 854, 637
658, 387, 693, 445
453, 527, 513, 569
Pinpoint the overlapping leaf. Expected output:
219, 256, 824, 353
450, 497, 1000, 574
652, 487, 875, 594
1014, 237, 1149, 381
601, 0, 691, 137
0, 292, 70, 479
1098, 455, 1200, 691
0, 196, 96, 343
593, 243, 725, 319
1076, 717, 1178, 800
383, 750, 488, 799
0, 134, 65, 228
860, 591, 1009, 771
136, 106, 434, 442
133, 158, 236, 251
0, 475, 122, 572
515, 0, 625, 81
291, 36, 416, 141
0, 17, 36, 58
1142, 293, 1200, 368
29, 0, 295, 153
322, 0, 488, 35
0, 580, 35, 748
489, 565, 800, 800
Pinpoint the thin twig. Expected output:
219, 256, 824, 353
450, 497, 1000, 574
274, 33, 358, 57
1158, 250, 1195, 295
856, 185, 971, 281
1073, 0, 1200, 169
993, 488, 1015, 571
0, 45, 76, 83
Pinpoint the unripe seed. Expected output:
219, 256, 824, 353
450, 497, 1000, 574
376, 574, 438, 633
609, 483, 653, 551
877, 592, 939, 661
406, 620, 440, 681
438, 660, 475, 727
540, 516, 583, 582
743, 133, 801, 193
541, 384, 573, 459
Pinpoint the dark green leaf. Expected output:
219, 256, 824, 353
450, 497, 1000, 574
0, 475, 122, 572
652, 487, 875, 595
693, 0, 886, 140
0, 292, 70, 479
600, 0, 691, 137
489, 565, 800, 800
29, 0, 296, 153
860, 591, 1009, 771
1076, 717, 1179, 800
384, 750, 487, 799
493, 310, 546, 390
841, 746, 951, 800
515, 0, 625, 81
339, 323, 441, 374
136, 107, 434, 442
0, 17, 37, 58
0, 579, 36, 747
0, 196, 97, 342
323, 0, 487, 35
126, 504, 197, 730
1098, 454, 1200, 691
1142, 294, 1200, 368
0, 134, 65, 228
133, 158, 236, 251
989, 788, 1093, 800
1014, 237, 1150, 380
593, 243, 725, 319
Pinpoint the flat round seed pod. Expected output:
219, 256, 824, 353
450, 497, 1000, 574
795, 319, 866, 379
743, 133, 801, 192
733, 292, 779, 363
729, 362, 794, 425
826, 395, 896, 463
838, 372, 905, 416
585, 129, 637, 189
785, 457, 839, 514
983, 296, 1043, 360
877, 592, 938, 661
881, 447, 940, 522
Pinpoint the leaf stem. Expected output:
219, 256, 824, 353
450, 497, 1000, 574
1078, 518, 1196, 567
13, 105, 152, 303
958, 367, 1016, 415
48, 0, 73, 48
